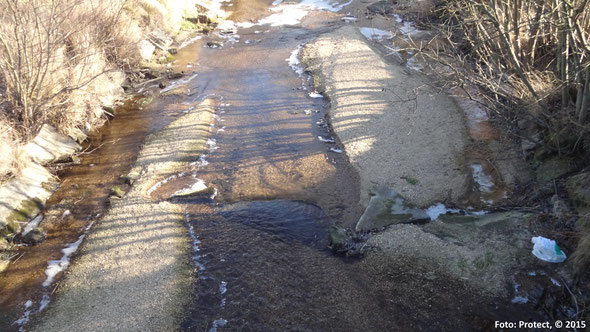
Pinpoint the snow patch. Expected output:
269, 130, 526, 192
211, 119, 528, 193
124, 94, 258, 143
425, 203, 487, 221
173, 179, 208, 197
179, 35, 202, 49
43, 234, 85, 287
470, 164, 495, 193
207, 138, 218, 151
22, 214, 43, 236
318, 136, 335, 143
209, 319, 228, 332
359, 27, 393, 40
247, 0, 352, 27
220, 281, 227, 294
184, 212, 206, 271
287, 45, 304, 77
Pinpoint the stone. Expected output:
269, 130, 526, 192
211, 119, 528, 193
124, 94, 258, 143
192, 14, 211, 24
206, 41, 222, 48
158, 81, 167, 89
22, 227, 46, 245
109, 186, 124, 198
138, 39, 155, 62
123, 170, 140, 185
157, 56, 169, 64
355, 186, 430, 232
328, 226, 348, 253
0, 163, 55, 238
24, 124, 82, 165
166, 72, 184, 80
108, 196, 122, 207
566, 172, 590, 210
535, 157, 574, 182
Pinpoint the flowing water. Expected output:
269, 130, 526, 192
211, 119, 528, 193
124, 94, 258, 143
0, 0, 537, 330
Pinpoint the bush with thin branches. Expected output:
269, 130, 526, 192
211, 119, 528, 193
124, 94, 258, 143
435, 0, 590, 155
0, 0, 137, 139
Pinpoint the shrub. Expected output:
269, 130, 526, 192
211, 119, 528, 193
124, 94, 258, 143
433, 0, 590, 155
0, 0, 136, 139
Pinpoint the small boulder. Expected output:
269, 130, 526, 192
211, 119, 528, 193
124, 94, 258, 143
171, 182, 214, 198
109, 186, 124, 198
328, 226, 348, 253
22, 227, 46, 245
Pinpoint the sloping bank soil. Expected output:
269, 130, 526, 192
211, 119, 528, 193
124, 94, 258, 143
28, 99, 215, 331
302, 25, 470, 208
303, 25, 575, 322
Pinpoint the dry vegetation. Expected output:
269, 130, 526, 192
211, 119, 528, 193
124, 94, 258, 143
418, 0, 590, 157
418, 0, 590, 286
0, 0, 205, 182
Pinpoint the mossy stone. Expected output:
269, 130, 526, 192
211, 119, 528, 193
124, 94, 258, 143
535, 157, 574, 182
110, 186, 124, 198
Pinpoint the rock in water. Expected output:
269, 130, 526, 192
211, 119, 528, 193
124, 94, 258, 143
22, 228, 46, 245
328, 226, 348, 253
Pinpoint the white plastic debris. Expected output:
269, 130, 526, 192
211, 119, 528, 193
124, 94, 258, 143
531, 236, 567, 263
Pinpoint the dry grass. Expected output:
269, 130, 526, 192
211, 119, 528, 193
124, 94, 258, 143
136, 0, 201, 32
0, 0, 207, 184
0, 118, 29, 184
0, 0, 134, 137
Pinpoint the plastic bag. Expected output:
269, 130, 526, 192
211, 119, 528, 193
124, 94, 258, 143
531, 236, 567, 263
